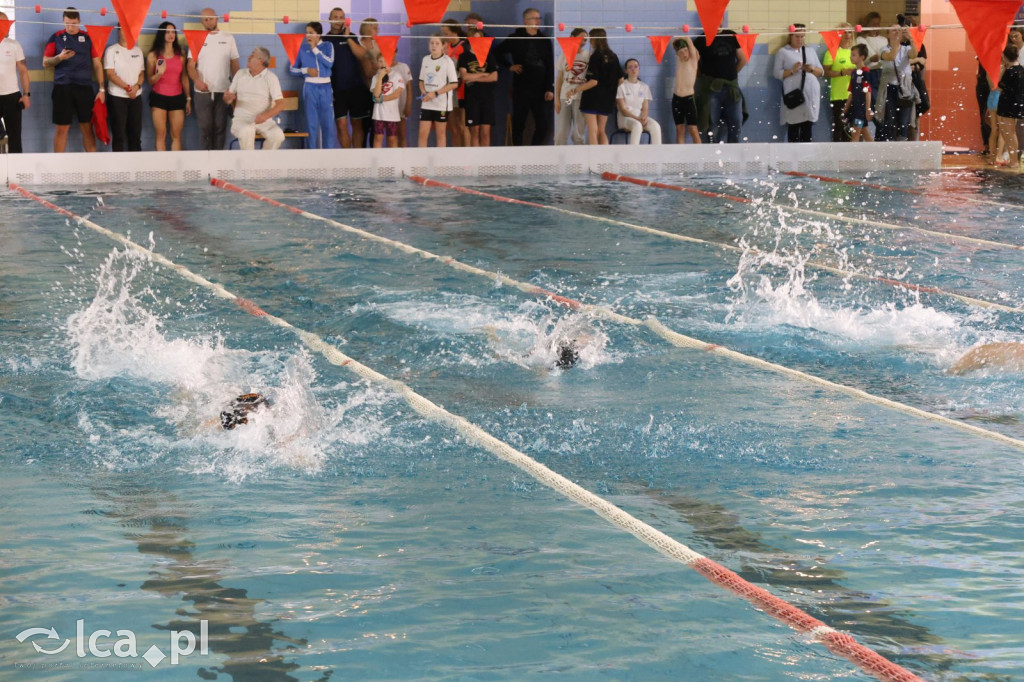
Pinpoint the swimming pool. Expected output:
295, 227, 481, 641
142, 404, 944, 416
2, 169, 1023, 680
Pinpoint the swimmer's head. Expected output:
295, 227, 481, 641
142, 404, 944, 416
554, 340, 579, 369
220, 393, 269, 430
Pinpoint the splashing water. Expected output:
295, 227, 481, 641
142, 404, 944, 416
66, 246, 395, 481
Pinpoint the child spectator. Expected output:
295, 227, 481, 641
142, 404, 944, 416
843, 44, 873, 141
418, 34, 458, 147
672, 36, 699, 144
391, 55, 413, 146
577, 28, 622, 145
616, 58, 661, 144
555, 27, 589, 145
370, 53, 403, 148
996, 45, 1024, 168
441, 18, 468, 146
458, 27, 498, 147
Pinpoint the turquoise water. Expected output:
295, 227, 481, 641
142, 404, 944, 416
2, 171, 1024, 680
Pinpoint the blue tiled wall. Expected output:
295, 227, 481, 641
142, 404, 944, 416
6, 0, 833, 152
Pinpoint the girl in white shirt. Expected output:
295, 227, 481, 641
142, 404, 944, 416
418, 35, 458, 147
370, 53, 404, 148
615, 58, 661, 144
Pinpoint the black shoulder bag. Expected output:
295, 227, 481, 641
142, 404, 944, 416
783, 46, 807, 109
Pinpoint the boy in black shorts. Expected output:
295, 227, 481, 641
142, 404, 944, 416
458, 27, 498, 147
672, 36, 699, 144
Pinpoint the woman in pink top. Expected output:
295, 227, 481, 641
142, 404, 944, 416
146, 21, 191, 150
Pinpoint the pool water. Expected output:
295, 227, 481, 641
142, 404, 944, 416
2, 170, 1024, 680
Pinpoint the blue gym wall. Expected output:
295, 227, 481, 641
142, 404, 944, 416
6, 0, 832, 152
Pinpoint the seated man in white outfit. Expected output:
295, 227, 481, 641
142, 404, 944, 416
224, 47, 286, 150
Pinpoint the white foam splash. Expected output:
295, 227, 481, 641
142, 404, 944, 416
66, 246, 393, 481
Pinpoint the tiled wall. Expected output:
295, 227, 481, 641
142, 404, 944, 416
6, 0, 970, 152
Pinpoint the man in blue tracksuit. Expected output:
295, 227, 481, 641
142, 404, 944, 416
289, 21, 338, 148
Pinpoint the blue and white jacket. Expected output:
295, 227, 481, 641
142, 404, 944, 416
289, 40, 334, 85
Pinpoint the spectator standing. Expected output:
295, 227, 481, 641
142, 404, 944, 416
692, 28, 746, 143
554, 27, 589, 145
103, 24, 144, 151
323, 7, 372, 148
289, 21, 338, 149
0, 10, 31, 153
458, 27, 498, 147
391, 55, 412, 146
822, 24, 854, 141
843, 45, 874, 141
441, 19, 468, 146
224, 47, 285, 150
146, 21, 190, 151
43, 7, 104, 152
417, 34, 457, 147
672, 36, 700, 144
774, 24, 823, 142
576, 28, 622, 145
616, 58, 661, 144
187, 8, 239, 150
494, 7, 554, 145
370, 53, 403, 148
879, 24, 918, 141
996, 45, 1024, 168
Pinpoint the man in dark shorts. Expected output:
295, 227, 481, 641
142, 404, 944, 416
323, 7, 373, 148
458, 27, 497, 146
692, 29, 747, 143
43, 7, 104, 152
494, 7, 554, 145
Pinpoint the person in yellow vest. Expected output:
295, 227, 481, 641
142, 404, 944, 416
822, 23, 855, 141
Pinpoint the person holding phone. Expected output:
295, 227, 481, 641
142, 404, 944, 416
146, 20, 190, 150
43, 7, 104, 152
0, 10, 31, 153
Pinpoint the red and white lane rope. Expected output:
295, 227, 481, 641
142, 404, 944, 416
408, 174, 1023, 314
602, 172, 1024, 252
9, 181, 923, 682
784, 170, 1022, 211
210, 177, 1024, 455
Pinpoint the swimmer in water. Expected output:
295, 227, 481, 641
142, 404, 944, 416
219, 393, 270, 429
949, 342, 1024, 375
554, 339, 580, 369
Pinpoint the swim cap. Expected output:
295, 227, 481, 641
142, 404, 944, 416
220, 393, 269, 430
555, 341, 579, 369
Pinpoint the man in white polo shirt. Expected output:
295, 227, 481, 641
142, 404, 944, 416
0, 11, 32, 152
224, 47, 285, 149
187, 7, 239, 150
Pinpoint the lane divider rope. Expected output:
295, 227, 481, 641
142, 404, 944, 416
602, 172, 1024, 252
9, 181, 923, 682
209, 178, 1024, 454
409, 175, 1022, 315
784, 169, 1022, 212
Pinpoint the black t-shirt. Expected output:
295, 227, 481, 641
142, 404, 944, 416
580, 50, 623, 114
693, 30, 742, 81
458, 48, 498, 100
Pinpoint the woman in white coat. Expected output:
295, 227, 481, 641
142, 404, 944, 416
773, 24, 824, 142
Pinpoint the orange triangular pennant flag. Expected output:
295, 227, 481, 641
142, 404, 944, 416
184, 29, 208, 62
403, 0, 449, 26
278, 33, 304, 65
648, 35, 672, 63
85, 25, 114, 58
467, 35, 493, 65
736, 33, 757, 61
908, 25, 927, 51
0, 19, 12, 42
950, 0, 1019, 85
820, 30, 844, 61
376, 35, 400, 66
110, 0, 152, 49
694, 0, 730, 44
557, 35, 584, 66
